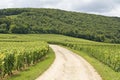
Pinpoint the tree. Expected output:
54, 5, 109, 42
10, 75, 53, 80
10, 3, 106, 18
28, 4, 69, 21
9, 24, 29, 34
0, 23, 7, 33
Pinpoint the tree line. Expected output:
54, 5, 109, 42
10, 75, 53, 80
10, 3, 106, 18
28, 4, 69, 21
0, 8, 120, 43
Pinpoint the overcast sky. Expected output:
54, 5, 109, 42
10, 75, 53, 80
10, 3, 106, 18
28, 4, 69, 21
0, 0, 120, 17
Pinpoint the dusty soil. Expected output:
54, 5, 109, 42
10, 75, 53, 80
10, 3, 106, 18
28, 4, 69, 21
36, 45, 102, 80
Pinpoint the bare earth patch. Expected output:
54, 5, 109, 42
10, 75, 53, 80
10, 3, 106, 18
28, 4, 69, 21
36, 45, 102, 80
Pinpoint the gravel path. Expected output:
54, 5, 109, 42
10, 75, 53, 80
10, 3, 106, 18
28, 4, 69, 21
36, 45, 102, 80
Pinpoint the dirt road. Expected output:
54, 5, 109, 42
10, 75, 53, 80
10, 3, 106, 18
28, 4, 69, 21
36, 45, 102, 80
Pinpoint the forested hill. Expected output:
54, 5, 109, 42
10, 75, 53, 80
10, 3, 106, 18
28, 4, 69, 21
0, 8, 120, 43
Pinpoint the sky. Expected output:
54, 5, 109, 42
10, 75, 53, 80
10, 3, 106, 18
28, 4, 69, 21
0, 0, 120, 17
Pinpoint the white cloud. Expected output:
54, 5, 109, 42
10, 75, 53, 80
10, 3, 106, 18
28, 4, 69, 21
103, 5, 120, 17
0, 0, 120, 17
42, 0, 92, 11
0, 0, 13, 8
76, 0, 115, 12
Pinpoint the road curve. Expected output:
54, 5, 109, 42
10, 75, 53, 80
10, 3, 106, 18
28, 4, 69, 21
36, 45, 102, 80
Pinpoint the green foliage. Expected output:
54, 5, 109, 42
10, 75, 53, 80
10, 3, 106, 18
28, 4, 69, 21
0, 41, 49, 78
0, 8, 120, 43
7, 48, 55, 80
9, 24, 29, 34
0, 34, 119, 79
0, 8, 29, 16
0, 23, 7, 29
36, 34, 119, 72
3, 53, 15, 76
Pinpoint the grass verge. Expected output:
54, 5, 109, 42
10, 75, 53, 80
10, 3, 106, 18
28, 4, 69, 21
64, 46, 120, 80
7, 48, 55, 80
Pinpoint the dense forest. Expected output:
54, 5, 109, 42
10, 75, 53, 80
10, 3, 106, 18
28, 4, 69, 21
0, 8, 120, 43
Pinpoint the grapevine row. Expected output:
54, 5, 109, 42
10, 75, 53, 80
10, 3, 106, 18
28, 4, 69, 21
0, 41, 49, 77
53, 41, 120, 72
67, 43, 120, 72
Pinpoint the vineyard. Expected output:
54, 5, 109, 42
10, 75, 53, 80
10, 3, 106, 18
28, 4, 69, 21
33, 34, 120, 72
0, 34, 119, 80
62, 43, 120, 72
0, 41, 49, 78
47, 39, 120, 72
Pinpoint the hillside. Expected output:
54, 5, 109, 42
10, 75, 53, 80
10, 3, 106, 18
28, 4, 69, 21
0, 8, 120, 43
